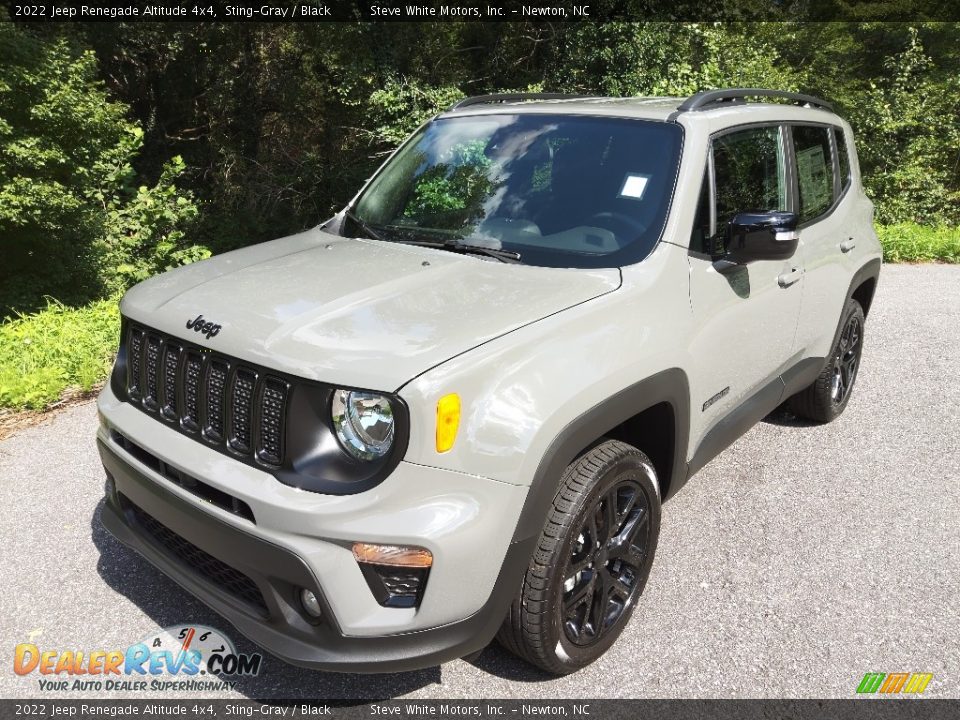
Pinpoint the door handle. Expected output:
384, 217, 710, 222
840, 238, 856, 253
778, 267, 803, 288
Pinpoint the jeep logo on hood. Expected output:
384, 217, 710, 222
186, 314, 222, 339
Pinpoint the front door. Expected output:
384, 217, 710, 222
686, 124, 804, 454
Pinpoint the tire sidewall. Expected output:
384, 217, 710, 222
828, 299, 866, 418
545, 449, 661, 672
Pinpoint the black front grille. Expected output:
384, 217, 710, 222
123, 324, 289, 467
124, 495, 268, 615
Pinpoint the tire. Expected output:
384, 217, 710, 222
497, 439, 661, 675
788, 298, 866, 423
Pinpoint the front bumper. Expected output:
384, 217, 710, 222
96, 386, 533, 673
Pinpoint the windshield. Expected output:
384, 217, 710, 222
349, 114, 683, 268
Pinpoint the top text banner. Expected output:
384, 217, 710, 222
5, 0, 959, 22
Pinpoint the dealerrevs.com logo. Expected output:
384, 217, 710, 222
14, 625, 261, 693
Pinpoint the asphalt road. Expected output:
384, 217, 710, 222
1, 264, 958, 700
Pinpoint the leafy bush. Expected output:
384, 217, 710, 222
877, 223, 960, 264
0, 26, 202, 316
0, 298, 119, 410
365, 78, 464, 146
546, 23, 802, 99
99, 153, 206, 293
847, 29, 960, 226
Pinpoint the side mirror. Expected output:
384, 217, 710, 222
715, 211, 799, 273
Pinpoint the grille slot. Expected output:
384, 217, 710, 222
123, 323, 289, 467
144, 335, 162, 409
229, 369, 256, 454
205, 360, 228, 442
122, 495, 267, 615
127, 328, 143, 398
161, 345, 181, 420
182, 352, 203, 432
257, 379, 287, 465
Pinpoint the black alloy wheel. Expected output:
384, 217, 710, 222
831, 313, 862, 405
561, 479, 651, 646
497, 439, 661, 674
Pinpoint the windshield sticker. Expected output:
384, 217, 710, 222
618, 173, 650, 200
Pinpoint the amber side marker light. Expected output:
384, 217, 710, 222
352, 543, 433, 568
435, 393, 461, 453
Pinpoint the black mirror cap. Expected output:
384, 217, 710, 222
727, 210, 799, 263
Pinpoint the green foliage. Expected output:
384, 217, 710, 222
0, 297, 119, 410
546, 23, 802, 97
366, 79, 464, 147
850, 29, 960, 225
99, 154, 205, 293
0, 25, 201, 316
877, 223, 960, 263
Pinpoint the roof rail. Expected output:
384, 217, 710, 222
448, 93, 593, 111
677, 88, 833, 113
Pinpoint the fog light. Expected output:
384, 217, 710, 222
300, 588, 323, 618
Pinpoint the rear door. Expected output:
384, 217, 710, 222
686, 124, 804, 452
790, 124, 859, 358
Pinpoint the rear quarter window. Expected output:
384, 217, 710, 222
835, 127, 852, 190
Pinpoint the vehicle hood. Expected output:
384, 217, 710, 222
121, 228, 621, 390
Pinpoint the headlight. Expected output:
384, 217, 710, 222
332, 389, 395, 460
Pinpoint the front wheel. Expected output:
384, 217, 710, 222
497, 439, 661, 674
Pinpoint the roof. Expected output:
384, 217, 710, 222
441, 96, 685, 121
439, 90, 840, 125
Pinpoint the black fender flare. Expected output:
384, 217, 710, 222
828, 257, 882, 357
511, 367, 690, 543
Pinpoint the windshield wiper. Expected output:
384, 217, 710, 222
343, 216, 522, 263
342, 209, 388, 242
392, 236, 522, 263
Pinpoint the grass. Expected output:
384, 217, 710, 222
877, 223, 960, 264
0, 297, 120, 411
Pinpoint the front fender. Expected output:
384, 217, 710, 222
397, 243, 694, 538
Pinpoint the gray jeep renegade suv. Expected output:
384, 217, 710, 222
97, 88, 881, 675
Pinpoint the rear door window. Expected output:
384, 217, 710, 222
792, 126, 835, 222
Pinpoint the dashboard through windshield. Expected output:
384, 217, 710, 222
349, 113, 683, 268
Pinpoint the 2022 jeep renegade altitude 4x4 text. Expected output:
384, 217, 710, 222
97, 88, 881, 675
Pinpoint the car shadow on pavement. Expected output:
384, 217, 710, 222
89, 496, 441, 700
763, 406, 820, 428
464, 646, 556, 683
